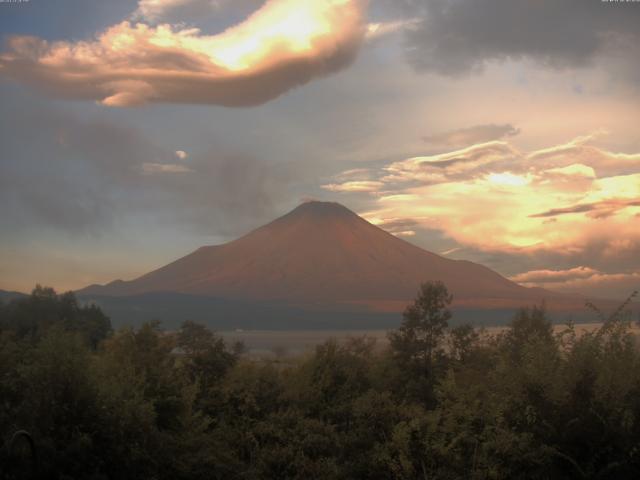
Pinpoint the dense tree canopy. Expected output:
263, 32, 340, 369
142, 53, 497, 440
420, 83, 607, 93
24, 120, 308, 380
1, 286, 639, 479
0, 285, 111, 348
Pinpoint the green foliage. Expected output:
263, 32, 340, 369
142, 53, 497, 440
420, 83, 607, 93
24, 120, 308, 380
0, 285, 111, 348
1, 285, 640, 479
389, 281, 453, 369
388, 281, 453, 403
449, 323, 479, 362
177, 320, 238, 394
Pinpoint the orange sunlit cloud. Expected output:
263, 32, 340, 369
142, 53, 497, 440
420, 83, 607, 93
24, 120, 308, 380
325, 134, 640, 272
0, 0, 367, 106
510, 266, 600, 284
511, 267, 640, 299
322, 180, 384, 192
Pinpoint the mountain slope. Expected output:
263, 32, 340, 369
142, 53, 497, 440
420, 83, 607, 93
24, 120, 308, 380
80, 201, 561, 309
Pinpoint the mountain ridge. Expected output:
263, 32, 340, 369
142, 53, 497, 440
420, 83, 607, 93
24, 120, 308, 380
79, 201, 568, 312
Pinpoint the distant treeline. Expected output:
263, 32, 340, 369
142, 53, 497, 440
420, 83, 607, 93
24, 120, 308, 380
1, 284, 639, 479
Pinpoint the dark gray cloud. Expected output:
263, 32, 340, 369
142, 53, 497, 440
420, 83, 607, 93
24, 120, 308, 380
144, 150, 300, 237
423, 123, 519, 147
0, 93, 146, 234
0, 88, 298, 239
530, 199, 640, 219
400, 0, 640, 75
380, 140, 520, 186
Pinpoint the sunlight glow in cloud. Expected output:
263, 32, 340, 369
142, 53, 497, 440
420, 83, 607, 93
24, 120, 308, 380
0, 0, 367, 106
322, 180, 384, 192
325, 133, 640, 266
365, 18, 419, 41
510, 266, 600, 284
324, 133, 640, 296
486, 172, 529, 187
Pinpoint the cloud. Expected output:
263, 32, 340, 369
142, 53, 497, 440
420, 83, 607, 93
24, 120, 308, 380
174, 150, 188, 160
366, 216, 419, 237
527, 135, 640, 178
142, 162, 194, 174
136, 0, 192, 21
554, 272, 640, 297
530, 198, 640, 219
510, 267, 599, 284
381, 140, 519, 184
133, 0, 224, 22
322, 180, 383, 192
326, 133, 640, 298
511, 267, 640, 300
423, 123, 520, 147
132, 0, 266, 23
336, 132, 639, 203
400, 0, 640, 77
365, 18, 419, 41
0, 89, 299, 237
333, 168, 371, 181
321, 167, 385, 193
0, 0, 368, 107
526, 132, 604, 161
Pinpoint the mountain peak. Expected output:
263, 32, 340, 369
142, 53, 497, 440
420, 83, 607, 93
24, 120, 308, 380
79, 199, 556, 310
268, 201, 360, 230
289, 200, 356, 218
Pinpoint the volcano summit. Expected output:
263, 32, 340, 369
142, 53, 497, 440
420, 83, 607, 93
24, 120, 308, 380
80, 201, 567, 316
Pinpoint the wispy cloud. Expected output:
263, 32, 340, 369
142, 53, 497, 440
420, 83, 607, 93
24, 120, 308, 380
322, 180, 384, 193
380, 140, 519, 184
365, 216, 419, 237
423, 124, 520, 148
0, 0, 368, 107
511, 267, 640, 299
141, 162, 194, 174
510, 266, 599, 284
365, 18, 419, 41
530, 198, 640, 219
526, 132, 605, 161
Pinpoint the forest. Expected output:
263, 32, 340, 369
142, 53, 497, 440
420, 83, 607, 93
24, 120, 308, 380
1, 283, 639, 479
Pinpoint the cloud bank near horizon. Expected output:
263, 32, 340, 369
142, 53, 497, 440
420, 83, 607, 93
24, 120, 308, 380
0, 0, 367, 107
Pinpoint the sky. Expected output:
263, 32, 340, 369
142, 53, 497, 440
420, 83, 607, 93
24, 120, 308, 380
0, 0, 639, 299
